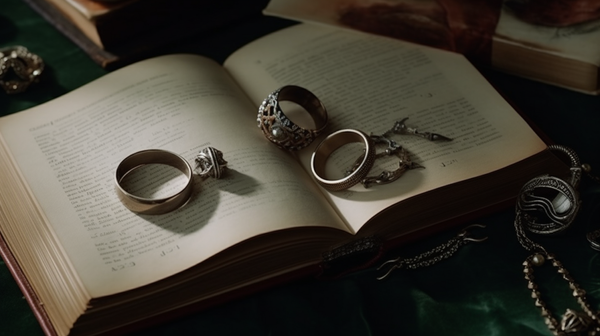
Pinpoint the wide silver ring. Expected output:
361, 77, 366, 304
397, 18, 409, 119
0, 46, 44, 94
311, 129, 376, 191
194, 146, 228, 179
115, 149, 193, 215
257, 85, 328, 151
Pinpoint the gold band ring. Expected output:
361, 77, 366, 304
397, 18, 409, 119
115, 149, 193, 215
311, 129, 376, 191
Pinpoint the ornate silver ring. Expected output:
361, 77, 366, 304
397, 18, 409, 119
0, 46, 44, 94
311, 129, 376, 191
115, 149, 193, 215
257, 85, 328, 151
194, 146, 228, 179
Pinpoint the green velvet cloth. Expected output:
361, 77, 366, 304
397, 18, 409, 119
1, 0, 599, 335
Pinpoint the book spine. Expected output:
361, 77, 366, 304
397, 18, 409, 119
21, 0, 119, 68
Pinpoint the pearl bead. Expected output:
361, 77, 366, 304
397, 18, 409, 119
271, 126, 284, 139
582, 163, 592, 173
532, 253, 545, 266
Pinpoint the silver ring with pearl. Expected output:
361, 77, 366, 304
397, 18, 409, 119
257, 85, 328, 151
194, 146, 228, 179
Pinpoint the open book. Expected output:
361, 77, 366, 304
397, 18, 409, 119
0, 23, 564, 336
263, 0, 600, 95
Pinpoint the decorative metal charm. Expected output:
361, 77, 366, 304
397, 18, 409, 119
522, 253, 600, 336
514, 145, 600, 336
345, 133, 424, 188
194, 147, 228, 179
376, 224, 487, 280
387, 117, 453, 142
342, 118, 449, 189
561, 309, 596, 335
517, 175, 581, 235
359, 147, 422, 188
0, 46, 44, 94
517, 145, 582, 235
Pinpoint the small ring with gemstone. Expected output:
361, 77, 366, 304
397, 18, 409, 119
194, 146, 228, 179
0, 46, 44, 94
311, 129, 376, 191
115, 149, 193, 215
257, 85, 328, 151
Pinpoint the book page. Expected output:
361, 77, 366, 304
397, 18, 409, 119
265, 0, 600, 66
0, 54, 345, 297
495, 4, 600, 65
225, 24, 546, 233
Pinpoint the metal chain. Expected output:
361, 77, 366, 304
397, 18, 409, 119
523, 252, 600, 335
585, 168, 600, 184
399, 236, 464, 269
547, 144, 582, 188
376, 224, 487, 280
514, 210, 548, 253
515, 145, 600, 335
517, 206, 600, 335
582, 161, 600, 250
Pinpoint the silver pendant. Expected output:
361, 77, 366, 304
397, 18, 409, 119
517, 145, 582, 235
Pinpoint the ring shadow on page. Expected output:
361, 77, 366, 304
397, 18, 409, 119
134, 168, 260, 235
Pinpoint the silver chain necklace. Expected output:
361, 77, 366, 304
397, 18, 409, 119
374, 144, 600, 334
515, 145, 600, 336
